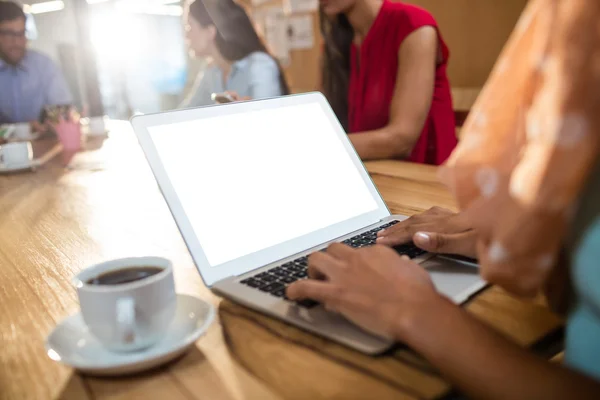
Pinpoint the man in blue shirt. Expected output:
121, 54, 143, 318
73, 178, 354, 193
0, 1, 72, 126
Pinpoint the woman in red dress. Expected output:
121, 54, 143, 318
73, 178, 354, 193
320, 0, 456, 164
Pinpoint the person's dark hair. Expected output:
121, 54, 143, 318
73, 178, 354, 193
0, 1, 26, 24
188, 0, 290, 95
320, 12, 354, 130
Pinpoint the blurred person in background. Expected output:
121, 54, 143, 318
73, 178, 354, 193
181, 0, 289, 108
0, 0, 72, 128
320, 0, 456, 163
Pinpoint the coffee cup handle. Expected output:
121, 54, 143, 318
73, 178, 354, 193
116, 297, 136, 344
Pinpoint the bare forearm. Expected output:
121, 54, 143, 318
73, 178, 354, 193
399, 298, 600, 400
348, 129, 415, 161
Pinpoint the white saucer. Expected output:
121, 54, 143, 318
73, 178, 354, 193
45, 294, 215, 376
88, 130, 110, 136
81, 125, 110, 137
7, 132, 40, 142
0, 160, 36, 173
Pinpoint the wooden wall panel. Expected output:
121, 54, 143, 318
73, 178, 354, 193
282, 11, 323, 93
406, 0, 527, 88
241, 0, 528, 98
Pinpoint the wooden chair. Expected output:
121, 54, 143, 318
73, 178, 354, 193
452, 87, 481, 137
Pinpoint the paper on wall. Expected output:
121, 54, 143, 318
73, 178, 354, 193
287, 15, 314, 49
288, 0, 318, 13
251, 0, 272, 6
264, 9, 291, 66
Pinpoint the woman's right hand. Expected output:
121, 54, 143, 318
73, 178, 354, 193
376, 207, 478, 259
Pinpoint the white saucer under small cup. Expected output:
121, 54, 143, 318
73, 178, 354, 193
45, 294, 215, 376
0, 160, 36, 173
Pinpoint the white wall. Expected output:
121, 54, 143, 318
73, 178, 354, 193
12, 0, 87, 107
25, 1, 79, 61
15, 0, 193, 116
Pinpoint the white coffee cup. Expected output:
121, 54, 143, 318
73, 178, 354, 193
88, 116, 108, 136
0, 141, 33, 167
13, 123, 32, 140
73, 257, 177, 352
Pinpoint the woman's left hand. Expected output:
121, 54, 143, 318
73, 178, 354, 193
286, 244, 445, 340
376, 207, 478, 259
225, 91, 251, 102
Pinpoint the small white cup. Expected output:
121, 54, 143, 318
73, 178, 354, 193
88, 116, 108, 136
73, 257, 177, 352
12, 123, 32, 140
0, 141, 33, 167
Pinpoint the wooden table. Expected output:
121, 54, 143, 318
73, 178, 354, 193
0, 122, 562, 400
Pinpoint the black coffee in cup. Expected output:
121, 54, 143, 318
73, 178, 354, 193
86, 266, 163, 286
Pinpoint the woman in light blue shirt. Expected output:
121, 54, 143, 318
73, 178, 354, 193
181, 0, 289, 108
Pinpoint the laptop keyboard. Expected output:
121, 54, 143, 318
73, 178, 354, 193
239, 220, 426, 308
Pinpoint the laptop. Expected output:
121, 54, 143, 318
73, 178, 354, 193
131, 92, 486, 355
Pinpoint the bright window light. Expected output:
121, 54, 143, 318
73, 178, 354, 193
116, 3, 183, 16
87, 0, 181, 6
25, 1, 65, 14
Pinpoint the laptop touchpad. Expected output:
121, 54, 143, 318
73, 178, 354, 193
421, 256, 485, 303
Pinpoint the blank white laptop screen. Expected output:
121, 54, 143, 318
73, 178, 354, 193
147, 103, 379, 267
